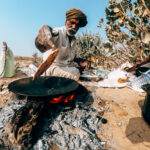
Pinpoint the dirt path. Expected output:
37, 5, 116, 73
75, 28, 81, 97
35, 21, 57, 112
95, 87, 150, 150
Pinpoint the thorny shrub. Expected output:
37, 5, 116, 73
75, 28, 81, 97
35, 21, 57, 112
76, 31, 127, 70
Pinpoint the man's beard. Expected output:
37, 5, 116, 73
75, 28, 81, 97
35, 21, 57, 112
66, 25, 78, 37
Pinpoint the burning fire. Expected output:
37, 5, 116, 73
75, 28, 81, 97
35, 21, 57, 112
49, 93, 75, 104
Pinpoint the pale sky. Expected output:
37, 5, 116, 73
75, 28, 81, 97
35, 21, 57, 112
0, 0, 108, 56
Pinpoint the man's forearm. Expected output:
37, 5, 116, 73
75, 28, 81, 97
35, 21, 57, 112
137, 57, 150, 67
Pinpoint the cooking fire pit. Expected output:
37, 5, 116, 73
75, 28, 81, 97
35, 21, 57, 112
0, 76, 105, 150
7, 76, 81, 149
8, 76, 79, 104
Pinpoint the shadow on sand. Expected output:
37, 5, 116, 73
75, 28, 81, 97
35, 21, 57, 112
125, 99, 150, 144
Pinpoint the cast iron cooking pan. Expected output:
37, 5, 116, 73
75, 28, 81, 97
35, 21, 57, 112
8, 76, 79, 97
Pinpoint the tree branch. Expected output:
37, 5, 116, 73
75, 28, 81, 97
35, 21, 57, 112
141, 0, 150, 16
119, 2, 149, 33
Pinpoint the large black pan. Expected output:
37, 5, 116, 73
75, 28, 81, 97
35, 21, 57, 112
8, 76, 79, 97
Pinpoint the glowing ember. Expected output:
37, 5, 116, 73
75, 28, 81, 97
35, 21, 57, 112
49, 93, 75, 104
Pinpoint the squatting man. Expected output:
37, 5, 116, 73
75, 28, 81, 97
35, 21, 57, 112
35, 8, 91, 80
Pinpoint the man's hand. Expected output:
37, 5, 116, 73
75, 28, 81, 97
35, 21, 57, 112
124, 65, 138, 72
39, 25, 54, 47
80, 61, 91, 71
124, 57, 150, 72
35, 25, 58, 52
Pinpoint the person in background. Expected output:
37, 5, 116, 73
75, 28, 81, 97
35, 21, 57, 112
0, 42, 14, 78
35, 8, 90, 80
124, 57, 150, 76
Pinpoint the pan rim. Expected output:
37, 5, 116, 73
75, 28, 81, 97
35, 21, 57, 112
8, 76, 79, 97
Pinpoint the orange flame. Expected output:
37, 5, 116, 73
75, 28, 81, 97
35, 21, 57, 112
49, 93, 75, 104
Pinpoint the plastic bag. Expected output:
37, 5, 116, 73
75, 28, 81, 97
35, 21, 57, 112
0, 48, 14, 78
96, 68, 109, 79
127, 69, 150, 92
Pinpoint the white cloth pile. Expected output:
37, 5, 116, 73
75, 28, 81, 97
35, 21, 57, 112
97, 62, 135, 88
18, 64, 37, 76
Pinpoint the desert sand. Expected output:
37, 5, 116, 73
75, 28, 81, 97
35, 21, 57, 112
95, 87, 150, 150
0, 56, 150, 150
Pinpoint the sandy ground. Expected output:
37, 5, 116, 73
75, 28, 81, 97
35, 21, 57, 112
95, 87, 150, 150
1, 56, 150, 150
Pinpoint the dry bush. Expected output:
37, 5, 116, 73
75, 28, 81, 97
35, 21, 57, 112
76, 31, 125, 70
32, 53, 43, 67
98, 0, 150, 66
